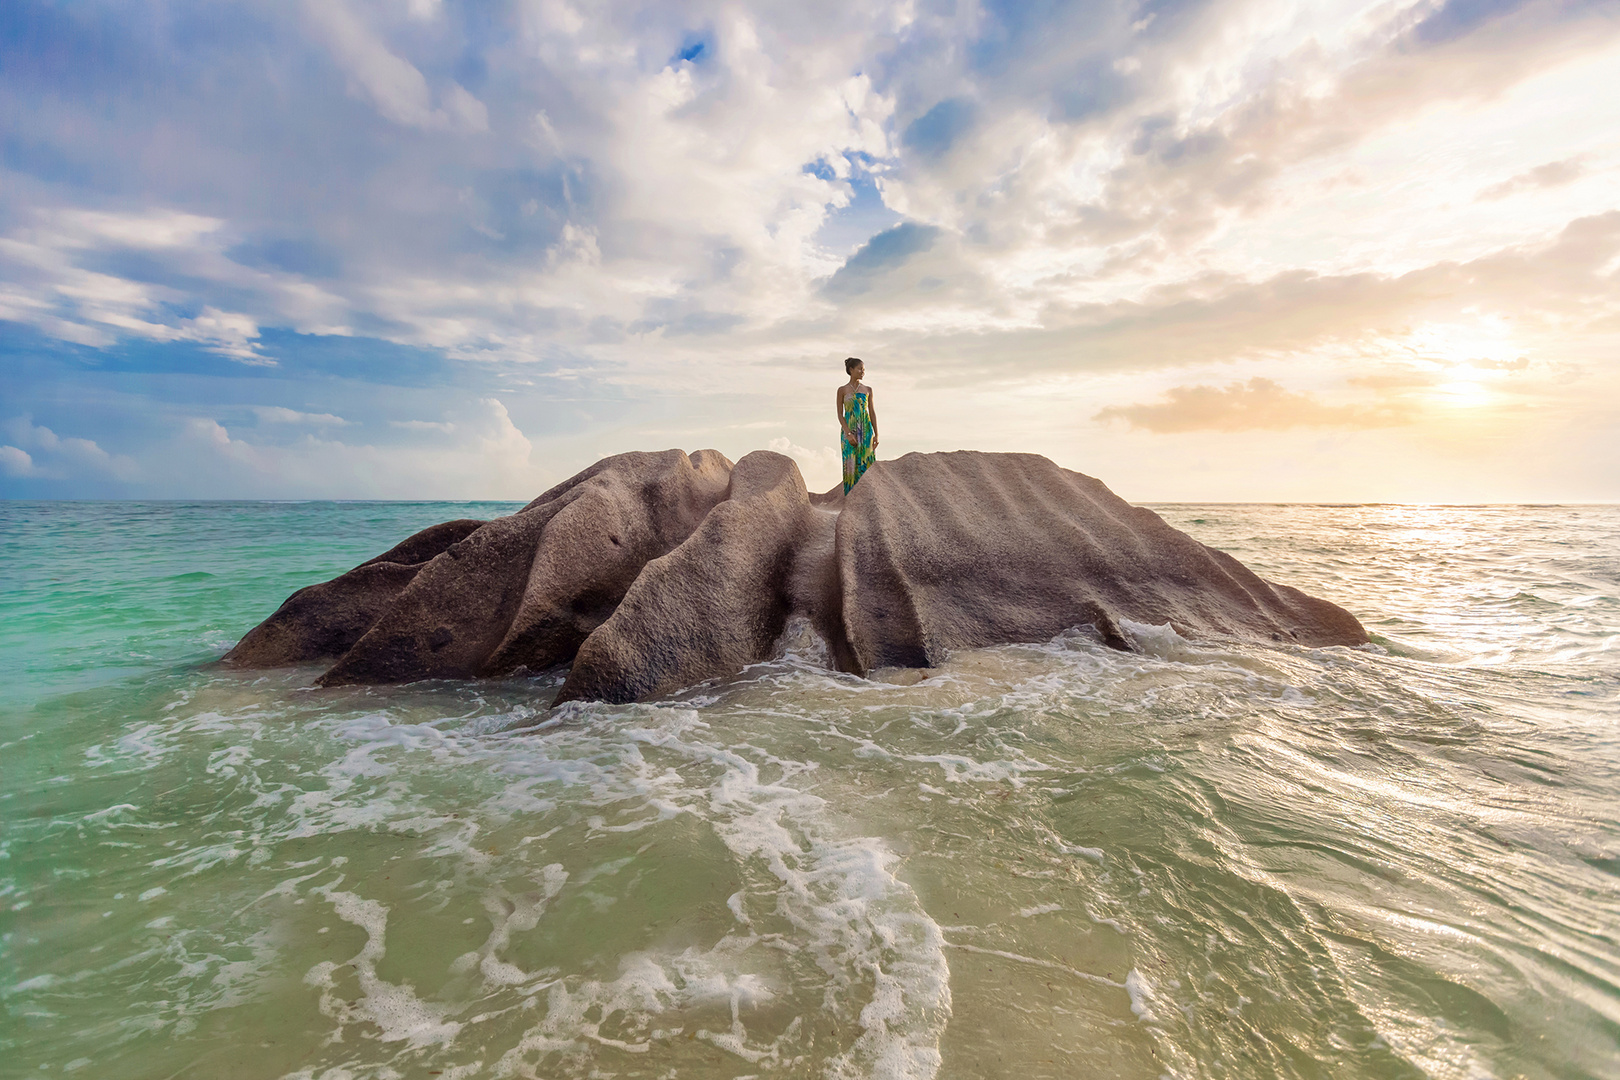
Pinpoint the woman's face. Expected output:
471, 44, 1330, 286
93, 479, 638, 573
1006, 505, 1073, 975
850, 362, 865, 381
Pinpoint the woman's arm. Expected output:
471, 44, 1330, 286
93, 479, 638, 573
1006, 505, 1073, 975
867, 387, 879, 446
835, 386, 850, 441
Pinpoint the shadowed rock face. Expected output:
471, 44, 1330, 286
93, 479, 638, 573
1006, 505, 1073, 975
226, 449, 1368, 700
225, 449, 733, 681
223, 519, 486, 667
555, 451, 818, 704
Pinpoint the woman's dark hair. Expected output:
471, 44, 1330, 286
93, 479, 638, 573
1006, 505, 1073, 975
844, 356, 862, 373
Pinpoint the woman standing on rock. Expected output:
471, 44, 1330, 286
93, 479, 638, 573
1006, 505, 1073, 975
837, 356, 879, 494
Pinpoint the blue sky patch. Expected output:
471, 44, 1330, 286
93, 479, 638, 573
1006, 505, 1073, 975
821, 222, 940, 298
902, 99, 976, 158
674, 33, 709, 64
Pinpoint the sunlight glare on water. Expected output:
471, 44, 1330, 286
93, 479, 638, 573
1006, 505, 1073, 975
2, 501, 1617, 1079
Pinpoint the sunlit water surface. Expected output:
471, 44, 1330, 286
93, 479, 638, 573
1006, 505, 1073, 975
2, 501, 1617, 1080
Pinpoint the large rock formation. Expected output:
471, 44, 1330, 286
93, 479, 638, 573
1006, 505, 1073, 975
226, 449, 1368, 701
837, 451, 1365, 670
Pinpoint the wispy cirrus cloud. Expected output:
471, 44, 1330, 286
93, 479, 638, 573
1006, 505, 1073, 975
389, 419, 456, 433
252, 407, 350, 426
302, 0, 488, 133
1479, 157, 1590, 200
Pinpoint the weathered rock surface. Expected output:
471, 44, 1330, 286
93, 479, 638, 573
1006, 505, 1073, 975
224, 519, 486, 667
227, 449, 732, 682
226, 448, 1368, 700
837, 451, 1365, 670
556, 450, 822, 704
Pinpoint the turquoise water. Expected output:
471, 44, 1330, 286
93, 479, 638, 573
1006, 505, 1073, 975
2, 501, 1617, 1079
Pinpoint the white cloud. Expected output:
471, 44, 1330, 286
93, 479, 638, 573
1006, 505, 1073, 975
46, 209, 224, 250
176, 307, 268, 362
132, 399, 545, 499
1094, 377, 1408, 433
303, 0, 488, 132
0, 212, 276, 361
253, 407, 350, 426
0, 445, 36, 477
1479, 157, 1589, 201
767, 436, 841, 493
1, 417, 138, 482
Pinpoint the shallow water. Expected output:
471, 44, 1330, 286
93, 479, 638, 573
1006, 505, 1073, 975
3, 501, 1617, 1079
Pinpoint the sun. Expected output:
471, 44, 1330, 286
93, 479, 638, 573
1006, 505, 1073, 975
1432, 379, 1492, 408
1390, 318, 1526, 410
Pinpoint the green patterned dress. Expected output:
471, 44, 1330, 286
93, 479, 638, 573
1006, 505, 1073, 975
841, 386, 875, 494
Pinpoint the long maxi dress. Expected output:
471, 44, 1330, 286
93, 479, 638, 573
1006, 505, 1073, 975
841, 386, 876, 494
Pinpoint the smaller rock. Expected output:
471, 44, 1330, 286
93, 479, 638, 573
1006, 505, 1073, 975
223, 519, 486, 667
318, 449, 732, 686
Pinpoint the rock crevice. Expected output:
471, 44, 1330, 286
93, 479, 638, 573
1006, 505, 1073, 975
225, 449, 1368, 700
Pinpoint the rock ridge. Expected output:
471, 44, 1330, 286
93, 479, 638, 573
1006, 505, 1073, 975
225, 449, 1368, 701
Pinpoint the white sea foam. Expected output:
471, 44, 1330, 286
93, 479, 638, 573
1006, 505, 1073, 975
82, 803, 140, 821
1125, 968, 1159, 1022
465, 863, 569, 988
769, 614, 834, 669
159, 701, 958, 1077
1119, 619, 1192, 658
898, 752, 1052, 786
1017, 903, 1062, 917
1055, 842, 1106, 860
304, 883, 464, 1049
943, 943, 1124, 988
625, 712, 955, 1079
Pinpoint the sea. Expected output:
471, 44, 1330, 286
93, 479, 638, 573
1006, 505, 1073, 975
2, 500, 1617, 1080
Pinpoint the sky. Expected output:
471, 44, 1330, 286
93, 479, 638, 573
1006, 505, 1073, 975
2, 0, 1617, 502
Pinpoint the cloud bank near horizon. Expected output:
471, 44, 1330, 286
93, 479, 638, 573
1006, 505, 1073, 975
2, 0, 1618, 502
